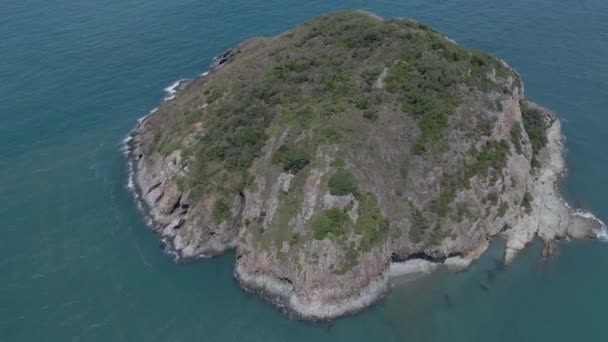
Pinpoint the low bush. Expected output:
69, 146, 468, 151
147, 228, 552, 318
510, 122, 523, 154
328, 168, 358, 196
312, 208, 350, 240
273, 145, 311, 174
212, 198, 231, 223
521, 101, 548, 166
522, 191, 533, 213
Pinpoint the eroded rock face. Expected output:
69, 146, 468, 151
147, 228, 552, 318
504, 115, 603, 263
126, 11, 605, 320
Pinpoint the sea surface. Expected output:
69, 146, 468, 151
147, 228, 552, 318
1, 0, 607, 341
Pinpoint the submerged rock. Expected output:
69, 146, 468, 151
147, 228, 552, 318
126, 11, 605, 320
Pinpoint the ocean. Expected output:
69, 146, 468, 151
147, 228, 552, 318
1, 0, 607, 340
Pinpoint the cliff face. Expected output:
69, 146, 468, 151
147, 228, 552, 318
127, 11, 604, 319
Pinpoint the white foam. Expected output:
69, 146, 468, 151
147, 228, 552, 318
127, 173, 134, 190
200, 71, 209, 77
444, 36, 458, 45
138, 107, 157, 123
572, 209, 608, 241
573, 209, 600, 220
596, 226, 608, 241
164, 79, 187, 101
120, 135, 133, 154
122, 135, 132, 144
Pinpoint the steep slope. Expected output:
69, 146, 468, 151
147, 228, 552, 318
127, 11, 604, 319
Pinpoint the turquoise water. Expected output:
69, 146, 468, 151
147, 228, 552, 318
1, 0, 607, 340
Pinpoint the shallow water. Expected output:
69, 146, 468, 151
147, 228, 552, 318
1, 0, 607, 340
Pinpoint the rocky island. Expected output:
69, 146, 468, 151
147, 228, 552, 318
127, 11, 605, 319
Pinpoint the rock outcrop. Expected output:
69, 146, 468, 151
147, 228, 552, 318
126, 11, 605, 320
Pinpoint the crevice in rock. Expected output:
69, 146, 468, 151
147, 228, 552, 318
180, 203, 190, 215
168, 194, 182, 215
147, 181, 162, 194
231, 190, 247, 231
391, 251, 463, 263
153, 192, 164, 204
210, 48, 235, 72
280, 277, 293, 285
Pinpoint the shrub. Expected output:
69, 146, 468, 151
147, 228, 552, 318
212, 198, 231, 223
474, 140, 510, 176
522, 191, 533, 213
361, 67, 383, 87
521, 101, 548, 166
430, 222, 447, 246
312, 208, 350, 240
363, 110, 378, 121
483, 192, 499, 205
289, 233, 301, 246
456, 202, 472, 222
409, 208, 429, 242
328, 168, 358, 196
510, 122, 523, 154
273, 145, 311, 174
355, 193, 390, 251
429, 139, 510, 217
497, 202, 509, 217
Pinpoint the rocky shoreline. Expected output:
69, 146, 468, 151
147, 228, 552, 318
124, 12, 607, 320
127, 90, 238, 261
126, 85, 606, 320
234, 262, 390, 320
125, 74, 606, 320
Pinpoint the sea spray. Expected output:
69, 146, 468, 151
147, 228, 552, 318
163, 79, 188, 101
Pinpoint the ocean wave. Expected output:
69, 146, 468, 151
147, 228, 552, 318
138, 107, 157, 123
127, 166, 134, 190
120, 136, 133, 154
444, 36, 457, 45
123, 73, 210, 207
164, 79, 188, 101
596, 226, 608, 241
571, 208, 608, 241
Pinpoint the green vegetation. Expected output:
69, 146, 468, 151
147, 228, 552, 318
483, 192, 499, 206
312, 208, 351, 240
429, 222, 448, 246
328, 168, 359, 196
289, 233, 302, 246
360, 67, 383, 87
474, 140, 511, 177
311, 192, 389, 272
212, 198, 231, 223
409, 207, 429, 243
510, 122, 523, 154
146, 11, 524, 258
383, 30, 513, 154
497, 201, 509, 217
430, 139, 510, 217
355, 193, 390, 252
522, 191, 533, 213
273, 145, 311, 174
521, 101, 548, 166
150, 11, 518, 205
455, 202, 473, 222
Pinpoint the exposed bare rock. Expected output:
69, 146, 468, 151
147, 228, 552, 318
504, 117, 604, 264
125, 11, 605, 320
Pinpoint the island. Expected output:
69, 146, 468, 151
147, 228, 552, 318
127, 11, 605, 320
